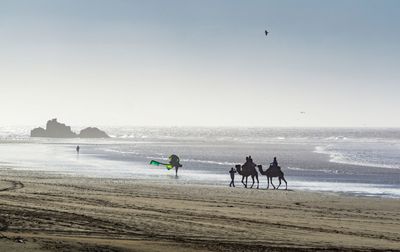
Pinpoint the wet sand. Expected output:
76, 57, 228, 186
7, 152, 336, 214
0, 168, 399, 251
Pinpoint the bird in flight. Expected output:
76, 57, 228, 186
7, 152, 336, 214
265, 30, 269, 37
300, 111, 306, 114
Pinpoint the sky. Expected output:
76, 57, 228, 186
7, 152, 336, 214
0, 0, 399, 127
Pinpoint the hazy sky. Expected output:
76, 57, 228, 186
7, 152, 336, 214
1, 0, 399, 127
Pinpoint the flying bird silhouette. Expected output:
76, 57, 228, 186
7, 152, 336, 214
265, 30, 269, 36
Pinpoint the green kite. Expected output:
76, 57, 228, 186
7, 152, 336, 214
149, 160, 174, 170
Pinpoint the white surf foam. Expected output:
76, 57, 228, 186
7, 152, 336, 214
314, 145, 400, 169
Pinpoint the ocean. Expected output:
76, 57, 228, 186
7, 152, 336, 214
0, 126, 399, 198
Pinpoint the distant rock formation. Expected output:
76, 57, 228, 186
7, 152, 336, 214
31, 119, 77, 138
30, 127, 47, 137
30, 119, 109, 138
78, 127, 109, 138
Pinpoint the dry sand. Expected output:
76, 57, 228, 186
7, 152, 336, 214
0, 168, 399, 252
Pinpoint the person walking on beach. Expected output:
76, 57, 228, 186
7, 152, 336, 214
76, 145, 80, 154
229, 167, 236, 187
169, 154, 182, 176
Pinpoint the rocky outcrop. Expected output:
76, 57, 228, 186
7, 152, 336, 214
31, 119, 109, 138
79, 127, 109, 138
31, 119, 77, 138
30, 127, 47, 137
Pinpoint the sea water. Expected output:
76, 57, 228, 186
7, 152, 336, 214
0, 126, 399, 198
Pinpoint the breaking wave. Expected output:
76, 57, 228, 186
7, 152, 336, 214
314, 145, 400, 169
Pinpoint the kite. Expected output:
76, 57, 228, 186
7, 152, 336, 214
149, 154, 182, 175
265, 30, 269, 37
149, 160, 174, 170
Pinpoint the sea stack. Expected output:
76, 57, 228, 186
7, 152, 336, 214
31, 119, 110, 138
79, 127, 109, 138
31, 118, 77, 138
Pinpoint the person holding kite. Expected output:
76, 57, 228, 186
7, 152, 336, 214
169, 154, 182, 176
150, 154, 183, 176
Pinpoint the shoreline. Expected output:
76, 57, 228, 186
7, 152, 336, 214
2, 164, 400, 199
0, 168, 399, 251
1, 133, 400, 199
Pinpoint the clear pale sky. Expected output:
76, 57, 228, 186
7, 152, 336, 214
1, 0, 399, 127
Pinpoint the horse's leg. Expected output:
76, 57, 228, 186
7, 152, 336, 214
256, 174, 259, 189
281, 176, 288, 190
250, 176, 254, 188
277, 177, 281, 190
270, 177, 276, 189
245, 176, 248, 188
267, 176, 270, 189
241, 176, 246, 188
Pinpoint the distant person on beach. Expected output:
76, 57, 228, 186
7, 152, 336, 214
229, 167, 236, 187
169, 154, 182, 176
76, 145, 80, 154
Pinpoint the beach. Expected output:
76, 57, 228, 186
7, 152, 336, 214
2, 0, 400, 250
0, 168, 399, 252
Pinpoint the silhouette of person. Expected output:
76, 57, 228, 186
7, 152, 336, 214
229, 167, 236, 187
271, 157, 278, 167
169, 154, 182, 176
245, 156, 255, 167
243, 156, 257, 173
76, 145, 80, 154
270, 157, 282, 172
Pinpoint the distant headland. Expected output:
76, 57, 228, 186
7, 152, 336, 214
31, 119, 110, 138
